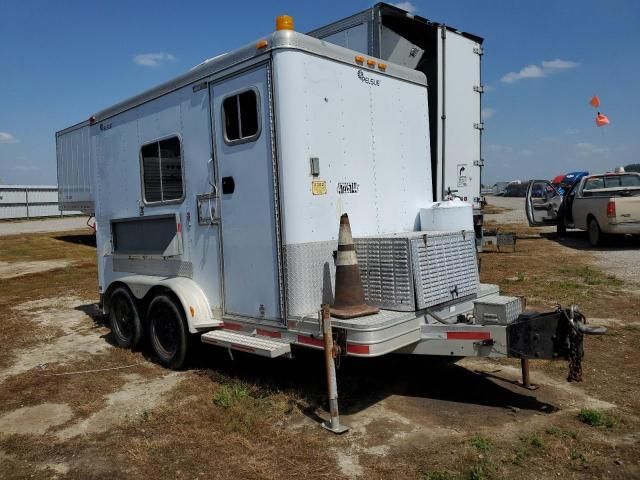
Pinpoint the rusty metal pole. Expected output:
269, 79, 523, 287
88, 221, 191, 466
320, 304, 349, 434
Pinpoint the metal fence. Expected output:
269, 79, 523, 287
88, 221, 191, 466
0, 185, 81, 220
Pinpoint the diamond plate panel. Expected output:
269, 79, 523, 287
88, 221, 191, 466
354, 237, 415, 311
412, 231, 479, 308
285, 241, 336, 317
353, 231, 479, 311
113, 257, 193, 278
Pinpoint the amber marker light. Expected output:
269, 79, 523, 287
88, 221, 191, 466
378, 62, 387, 71
366, 59, 376, 67
256, 39, 268, 49
276, 15, 294, 31
355, 55, 364, 64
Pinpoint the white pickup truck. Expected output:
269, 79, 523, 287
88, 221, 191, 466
526, 171, 640, 246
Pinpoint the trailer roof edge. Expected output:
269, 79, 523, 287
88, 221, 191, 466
62, 30, 425, 129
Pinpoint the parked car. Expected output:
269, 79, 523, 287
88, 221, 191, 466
526, 172, 640, 246
504, 182, 528, 197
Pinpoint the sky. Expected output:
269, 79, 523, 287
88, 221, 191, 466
1, 0, 639, 185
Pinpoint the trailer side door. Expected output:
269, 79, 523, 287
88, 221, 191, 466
210, 65, 282, 322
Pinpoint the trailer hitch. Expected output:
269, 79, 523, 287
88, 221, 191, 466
507, 305, 606, 383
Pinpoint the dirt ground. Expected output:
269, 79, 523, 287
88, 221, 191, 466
0, 208, 638, 480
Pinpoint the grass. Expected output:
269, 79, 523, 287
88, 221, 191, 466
545, 426, 577, 440
469, 434, 491, 452
577, 408, 616, 428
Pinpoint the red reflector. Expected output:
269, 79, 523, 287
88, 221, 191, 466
257, 328, 281, 338
223, 322, 244, 331
297, 335, 324, 347
346, 344, 370, 354
607, 200, 616, 218
447, 331, 491, 341
177, 223, 182, 233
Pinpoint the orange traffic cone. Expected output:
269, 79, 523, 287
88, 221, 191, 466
330, 214, 379, 319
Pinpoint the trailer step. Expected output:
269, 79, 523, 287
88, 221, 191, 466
201, 330, 292, 358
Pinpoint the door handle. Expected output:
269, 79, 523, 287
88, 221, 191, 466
221, 176, 235, 195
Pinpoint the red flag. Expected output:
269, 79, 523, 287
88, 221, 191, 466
596, 112, 610, 127
589, 95, 600, 108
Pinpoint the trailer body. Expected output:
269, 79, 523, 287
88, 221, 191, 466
308, 2, 485, 237
54, 25, 584, 373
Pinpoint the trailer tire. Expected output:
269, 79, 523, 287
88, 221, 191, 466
108, 287, 142, 349
148, 294, 188, 369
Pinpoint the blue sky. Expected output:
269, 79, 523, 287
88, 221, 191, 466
1, 0, 638, 185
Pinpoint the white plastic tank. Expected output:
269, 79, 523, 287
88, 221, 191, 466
419, 199, 474, 231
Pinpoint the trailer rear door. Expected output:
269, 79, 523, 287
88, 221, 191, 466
437, 29, 483, 207
210, 65, 283, 322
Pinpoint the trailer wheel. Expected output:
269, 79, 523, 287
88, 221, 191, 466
108, 287, 142, 348
148, 294, 188, 369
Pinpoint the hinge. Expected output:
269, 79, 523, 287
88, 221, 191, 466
474, 123, 485, 130
473, 46, 484, 56
473, 85, 484, 93
474, 159, 485, 167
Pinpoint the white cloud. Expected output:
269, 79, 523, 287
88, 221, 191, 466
486, 144, 513, 154
501, 58, 579, 83
0, 132, 18, 144
482, 108, 495, 119
133, 52, 176, 67
575, 142, 608, 156
391, 2, 418, 14
14, 165, 39, 172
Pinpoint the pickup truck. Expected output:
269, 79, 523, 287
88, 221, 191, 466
526, 172, 640, 246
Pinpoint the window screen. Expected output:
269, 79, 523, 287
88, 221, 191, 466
141, 136, 183, 203
222, 90, 260, 143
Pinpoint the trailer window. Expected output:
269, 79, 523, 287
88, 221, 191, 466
222, 89, 260, 144
141, 136, 184, 204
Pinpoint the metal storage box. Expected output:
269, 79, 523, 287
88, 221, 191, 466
355, 230, 479, 311
473, 295, 522, 325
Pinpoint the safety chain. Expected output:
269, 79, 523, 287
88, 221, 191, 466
563, 306, 586, 382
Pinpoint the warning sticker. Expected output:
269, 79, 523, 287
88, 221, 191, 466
457, 164, 468, 188
337, 182, 360, 195
312, 180, 327, 195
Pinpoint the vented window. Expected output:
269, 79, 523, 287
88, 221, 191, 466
222, 89, 260, 144
141, 136, 184, 204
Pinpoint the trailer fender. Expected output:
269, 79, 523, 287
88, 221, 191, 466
110, 275, 223, 333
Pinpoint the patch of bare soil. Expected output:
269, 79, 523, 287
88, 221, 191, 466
0, 229, 638, 479
0, 260, 74, 280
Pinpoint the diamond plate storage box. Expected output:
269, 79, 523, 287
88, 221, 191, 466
473, 295, 522, 325
354, 231, 479, 311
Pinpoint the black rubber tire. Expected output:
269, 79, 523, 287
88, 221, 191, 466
108, 287, 142, 348
148, 294, 188, 369
588, 218, 602, 247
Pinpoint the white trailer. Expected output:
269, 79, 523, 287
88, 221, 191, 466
56, 17, 590, 386
308, 2, 486, 242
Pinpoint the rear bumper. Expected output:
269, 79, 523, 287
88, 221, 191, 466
605, 221, 640, 235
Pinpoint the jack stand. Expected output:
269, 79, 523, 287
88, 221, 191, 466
519, 358, 539, 390
320, 304, 349, 434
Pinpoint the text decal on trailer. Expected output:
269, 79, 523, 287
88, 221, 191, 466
337, 182, 360, 194
357, 70, 380, 87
